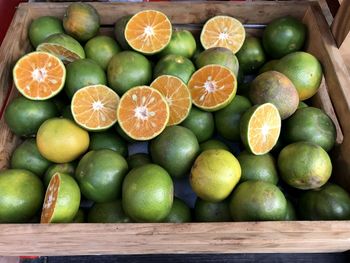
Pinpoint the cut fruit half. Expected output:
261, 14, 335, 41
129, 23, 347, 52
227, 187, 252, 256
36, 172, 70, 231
117, 86, 169, 140
150, 75, 191, 126
187, 64, 237, 111
125, 10, 172, 54
71, 85, 120, 131
41, 172, 81, 223
200, 16, 245, 54
240, 103, 281, 155
13, 51, 66, 100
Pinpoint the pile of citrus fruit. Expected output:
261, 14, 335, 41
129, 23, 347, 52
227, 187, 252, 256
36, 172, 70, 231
1, 3, 349, 224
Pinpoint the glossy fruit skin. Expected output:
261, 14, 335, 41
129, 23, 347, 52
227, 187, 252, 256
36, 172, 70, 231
44, 163, 75, 187
159, 29, 197, 58
163, 197, 192, 223
122, 164, 174, 222
199, 139, 229, 153
236, 37, 266, 74
194, 198, 231, 222
88, 200, 131, 223
89, 130, 128, 157
298, 183, 350, 220
284, 200, 297, 221
127, 153, 151, 170
278, 142, 332, 190
0, 169, 44, 223
107, 51, 152, 95
150, 126, 199, 178
29, 16, 64, 48
114, 15, 132, 50
4, 97, 59, 137
284, 107, 336, 151
76, 149, 128, 203
263, 16, 306, 59
258, 60, 279, 74
229, 180, 287, 221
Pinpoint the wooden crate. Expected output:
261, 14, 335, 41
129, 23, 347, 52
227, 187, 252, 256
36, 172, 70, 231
1, 1, 350, 255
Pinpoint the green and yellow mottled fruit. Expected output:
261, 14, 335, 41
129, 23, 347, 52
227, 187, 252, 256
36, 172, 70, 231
236, 37, 266, 74
163, 197, 192, 223
159, 30, 197, 58
199, 139, 229, 152
44, 163, 75, 187
88, 200, 131, 223
29, 16, 64, 48
194, 198, 231, 222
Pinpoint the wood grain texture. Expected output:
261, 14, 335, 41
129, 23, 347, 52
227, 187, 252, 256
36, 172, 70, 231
331, 0, 350, 47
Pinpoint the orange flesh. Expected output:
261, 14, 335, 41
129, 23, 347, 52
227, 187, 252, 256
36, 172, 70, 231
71, 85, 119, 130
41, 173, 60, 224
188, 65, 236, 109
13, 52, 65, 99
125, 10, 172, 53
248, 104, 281, 154
117, 86, 169, 140
37, 43, 81, 63
151, 75, 191, 125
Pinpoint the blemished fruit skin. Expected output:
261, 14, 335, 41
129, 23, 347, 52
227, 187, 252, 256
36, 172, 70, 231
29, 16, 64, 48
127, 153, 151, 170
199, 139, 230, 153
258, 60, 279, 74
65, 59, 107, 98
249, 71, 299, 120
163, 197, 192, 223
284, 200, 297, 220
44, 163, 75, 187
181, 107, 214, 143
195, 47, 239, 76
88, 200, 131, 223
263, 16, 307, 59
63, 3, 100, 42
154, 54, 195, 84
159, 30, 197, 58
236, 37, 266, 74
11, 139, 51, 177
114, 15, 132, 50
4, 97, 59, 137
298, 183, 350, 220
150, 126, 200, 178
214, 95, 252, 141
278, 142, 332, 190
89, 131, 128, 157
75, 149, 129, 203
190, 149, 241, 202
194, 198, 232, 222
237, 151, 278, 185
0, 169, 44, 223
229, 180, 287, 221
122, 164, 174, 222
284, 107, 336, 151
107, 51, 152, 95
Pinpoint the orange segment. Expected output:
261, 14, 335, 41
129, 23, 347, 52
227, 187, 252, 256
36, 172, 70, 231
125, 10, 172, 54
41, 173, 60, 223
37, 43, 81, 64
117, 86, 169, 140
150, 75, 191, 126
71, 85, 120, 131
187, 64, 237, 111
200, 16, 245, 54
13, 51, 66, 100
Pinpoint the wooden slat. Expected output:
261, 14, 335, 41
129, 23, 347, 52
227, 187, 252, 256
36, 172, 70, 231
331, 0, 350, 47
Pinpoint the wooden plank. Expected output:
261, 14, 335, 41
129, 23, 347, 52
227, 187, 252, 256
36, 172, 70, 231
331, 0, 350, 47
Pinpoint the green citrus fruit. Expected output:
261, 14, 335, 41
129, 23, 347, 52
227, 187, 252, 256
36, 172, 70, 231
72, 208, 85, 223
122, 164, 174, 222
194, 198, 231, 222
229, 180, 287, 221
0, 169, 44, 223
181, 107, 214, 143
29, 16, 64, 48
263, 16, 306, 59
298, 101, 308, 109
163, 197, 191, 223
65, 58, 107, 98
195, 47, 239, 76
284, 200, 297, 221
127, 153, 151, 170
236, 37, 266, 74
250, 71, 299, 119
63, 3, 100, 42
298, 183, 350, 220
37, 118, 90, 163
114, 15, 132, 50
44, 163, 75, 187
278, 141, 332, 190
159, 29, 196, 58
85, 36, 121, 70
115, 123, 136, 143
200, 139, 230, 152
154, 54, 195, 84
89, 130, 128, 157
11, 138, 51, 177
4, 97, 59, 137
150, 126, 199, 178
258, 59, 279, 74
274, 51, 322, 100
107, 51, 152, 95
284, 107, 336, 151
88, 200, 131, 223
190, 149, 241, 202
214, 95, 252, 141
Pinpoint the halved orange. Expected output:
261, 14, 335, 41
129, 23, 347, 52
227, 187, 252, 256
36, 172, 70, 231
13, 51, 66, 100
71, 84, 120, 131
125, 10, 172, 54
200, 16, 245, 54
240, 103, 281, 155
150, 75, 191, 126
117, 86, 169, 140
187, 64, 237, 111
